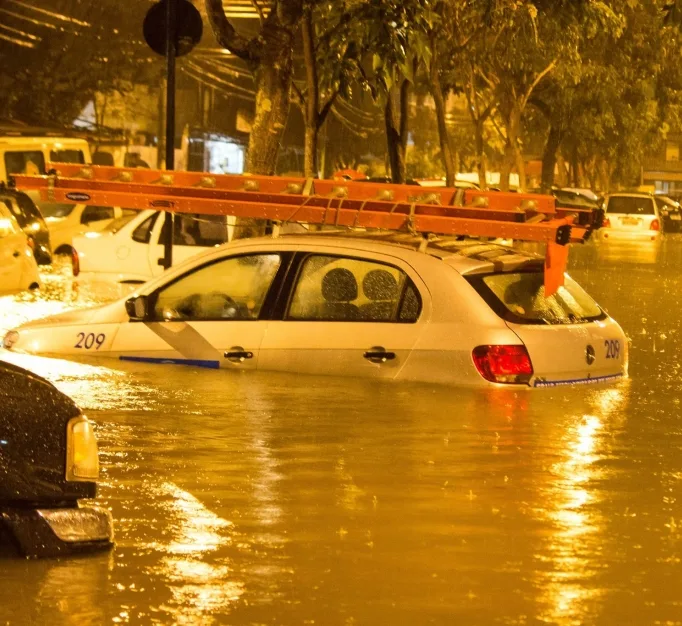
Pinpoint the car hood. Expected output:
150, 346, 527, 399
17, 299, 128, 330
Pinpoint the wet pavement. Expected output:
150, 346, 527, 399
1, 240, 682, 625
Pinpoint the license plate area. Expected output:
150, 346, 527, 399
621, 216, 640, 226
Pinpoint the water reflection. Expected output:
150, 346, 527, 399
0, 553, 114, 626
534, 386, 630, 625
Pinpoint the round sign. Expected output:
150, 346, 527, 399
143, 0, 203, 58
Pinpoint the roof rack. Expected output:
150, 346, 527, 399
12, 163, 604, 296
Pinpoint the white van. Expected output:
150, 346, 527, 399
0, 135, 91, 183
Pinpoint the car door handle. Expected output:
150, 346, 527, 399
224, 347, 254, 362
363, 347, 396, 363
12, 251, 20, 257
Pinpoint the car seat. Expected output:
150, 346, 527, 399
360, 269, 399, 321
320, 267, 360, 320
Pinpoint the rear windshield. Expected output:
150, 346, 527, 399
37, 201, 76, 218
607, 196, 654, 215
467, 272, 605, 325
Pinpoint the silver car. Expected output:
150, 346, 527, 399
3, 233, 627, 387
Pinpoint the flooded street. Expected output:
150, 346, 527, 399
1, 241, 682, 625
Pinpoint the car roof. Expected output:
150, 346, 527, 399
224, 230, 543, 275
606, 192, 653, 198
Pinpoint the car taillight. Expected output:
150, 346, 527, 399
71, 248, 80, 277
651, 219, 660, 231
603, 217, 611, 228
472, 345, 533, 384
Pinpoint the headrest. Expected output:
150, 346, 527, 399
363, 269, 399, 301
322, 268, 358, 302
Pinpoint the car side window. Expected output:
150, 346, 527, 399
152, 254, 281, 321
170, 214, 228, 247
81, 205, 114, 224
132, 213, 158, 243
287, 254, 421, 322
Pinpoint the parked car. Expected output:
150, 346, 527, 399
0, 360, 113, 558
0, 199, 40, 296
36, 201, 138, 256
601, 192, 663, 240
71, 210, 235, 284
654, 194, 682, 232
3, 233, 627, 388
0, 188, 51, 264
552, 188, 602, 211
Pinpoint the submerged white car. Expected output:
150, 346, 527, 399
71, 209, 235, 284
36, 200, 137, 256
2, 233, 627, 387
0, 199, 40, 296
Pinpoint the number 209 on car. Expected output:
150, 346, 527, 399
605, 339, 621, 359
74, 332, 107, 350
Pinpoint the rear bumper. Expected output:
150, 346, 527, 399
599, 229, 661, 242
0, 504, 113, 558
531, 372, 624, 388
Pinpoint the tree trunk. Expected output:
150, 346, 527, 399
304, 125, 318, 178
499, 106, 521, 192
247, 35, 293, 174
301, 8, 318, 178
474, 120, 488, 190
430, 64, 456, 187
541, 125, 563, 192
384, 85, 407, 184
514, 144, 526, 192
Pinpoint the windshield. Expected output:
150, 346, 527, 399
103, 213, 137, 233
36, 201, 76, 218
467, 272, 604, 325
607, 196, 655, 215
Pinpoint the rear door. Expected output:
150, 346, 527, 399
258, 251, 428, 379
606, 195, 658, 231
467, 271, 626, 386
110, 252, 286, 369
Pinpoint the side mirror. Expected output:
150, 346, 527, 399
125, 295, 149, 320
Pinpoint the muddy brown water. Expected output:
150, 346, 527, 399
1, 241, 682, 625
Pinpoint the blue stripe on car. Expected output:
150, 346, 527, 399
119, 356, 220, 369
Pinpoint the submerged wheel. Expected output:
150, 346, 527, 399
54, 245, 74, 257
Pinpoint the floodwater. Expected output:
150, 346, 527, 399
1, 240, 682, 626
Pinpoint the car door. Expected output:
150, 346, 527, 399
148, 213, 231, 278
110, 252, 286, 369
0, 204, 28, 296
258, 251, 429, 379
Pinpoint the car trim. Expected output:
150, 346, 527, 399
119, 355, 220, 368
533, 373, 624, 387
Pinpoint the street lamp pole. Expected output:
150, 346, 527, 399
161, 0, 177, 270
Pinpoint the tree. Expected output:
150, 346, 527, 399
205, 0, 302, 176
0, 0, 150, 127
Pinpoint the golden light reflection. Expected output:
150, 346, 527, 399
535, 413, 606, 625
149, 482, 243, 623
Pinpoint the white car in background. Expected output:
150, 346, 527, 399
601, 192, 663, 241
71, 210, 235, 284
3, 233, 627, 388
35, 201, 136, 256
0, 200, 40, 296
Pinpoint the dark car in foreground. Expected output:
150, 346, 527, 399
0, 360, 113, 558
0, 187, 52, 264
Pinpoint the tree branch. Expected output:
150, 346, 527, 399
522, 59, 557, 108
204, 0, 252, 62
318, 89, 340, 128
